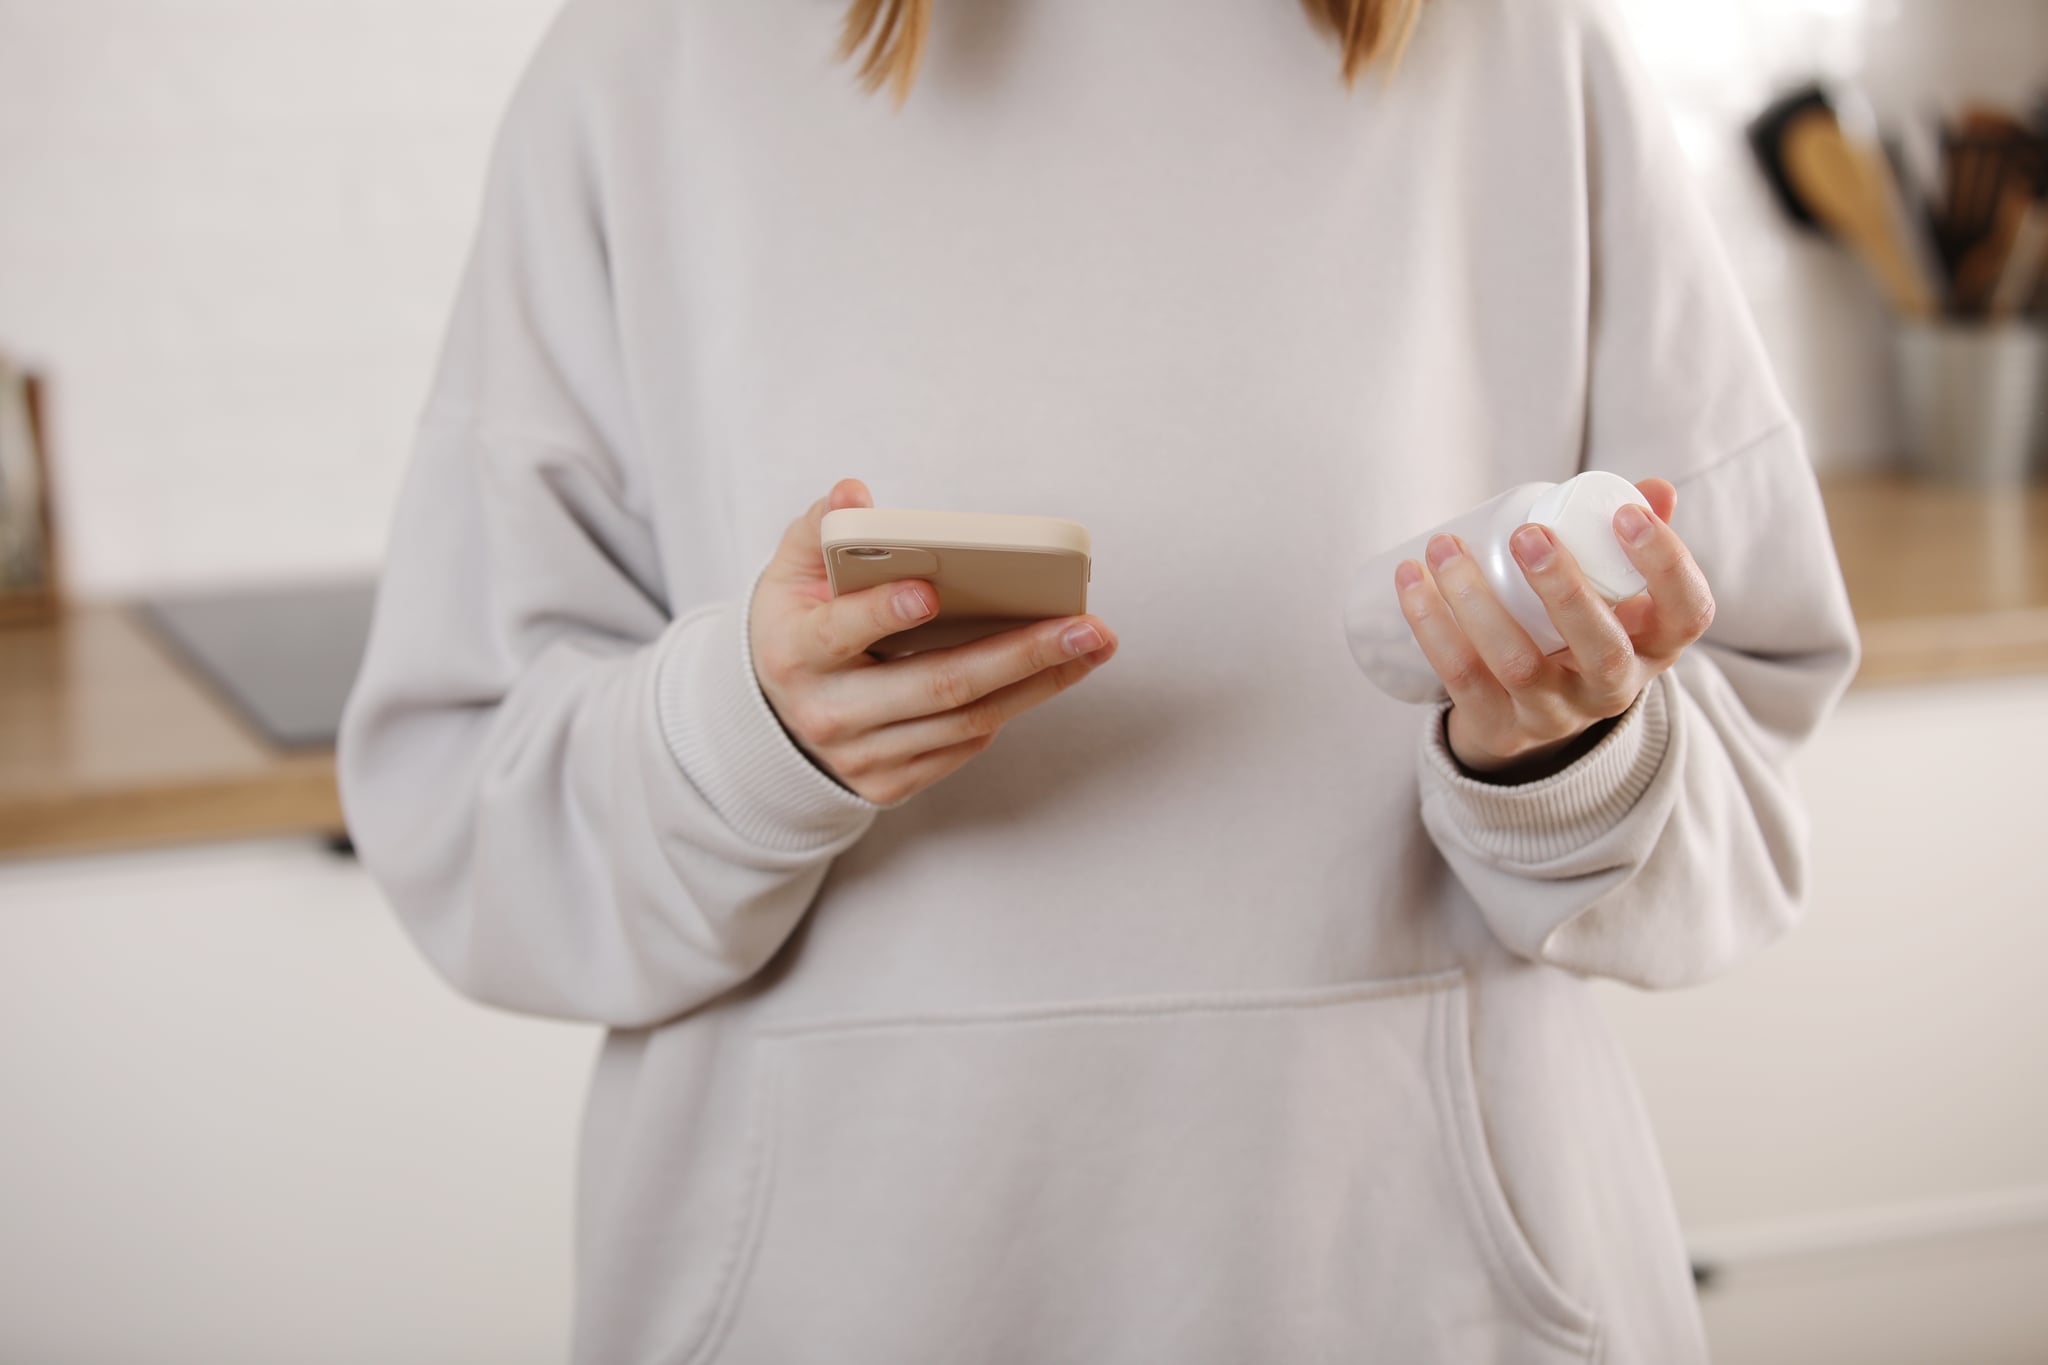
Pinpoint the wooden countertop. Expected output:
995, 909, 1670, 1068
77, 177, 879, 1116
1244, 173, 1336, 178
0, 472, 2040, 860
0, 605, 342, 858
1818, 472, 2048, 687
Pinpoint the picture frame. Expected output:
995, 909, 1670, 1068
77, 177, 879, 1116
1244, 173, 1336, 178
0, 355, 59, 627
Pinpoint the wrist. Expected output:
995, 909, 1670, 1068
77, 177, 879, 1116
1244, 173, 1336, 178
1446, 707, 1624, 785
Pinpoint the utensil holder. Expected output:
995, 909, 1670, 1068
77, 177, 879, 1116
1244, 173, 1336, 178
1893, 320, 2047, 488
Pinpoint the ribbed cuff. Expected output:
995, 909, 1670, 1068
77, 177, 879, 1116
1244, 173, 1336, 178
654, 565, 881, 853
1417, 674, 1672, 866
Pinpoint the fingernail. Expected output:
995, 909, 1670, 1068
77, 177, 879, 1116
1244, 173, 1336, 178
1394, 560, 1423, 591
1511, 525, 1554, 570
1063, 623, 1105, 655
894, 586, 931, 621
1426, 534, 1462, 571
1615, 504, 1656, 548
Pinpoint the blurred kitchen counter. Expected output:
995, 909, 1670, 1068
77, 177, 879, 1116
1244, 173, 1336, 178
0, 605, 342, 858
1818, 471, 2048, 687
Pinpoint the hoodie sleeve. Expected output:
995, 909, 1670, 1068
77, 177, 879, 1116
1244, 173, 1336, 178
1412, 0, 1861, 990
337, 18, 881, 1030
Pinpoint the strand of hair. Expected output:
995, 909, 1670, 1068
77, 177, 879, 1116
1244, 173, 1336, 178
849, 0, 1414, 103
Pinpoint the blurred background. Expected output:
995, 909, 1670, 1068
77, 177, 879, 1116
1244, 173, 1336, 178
1, 1, 2044, 1362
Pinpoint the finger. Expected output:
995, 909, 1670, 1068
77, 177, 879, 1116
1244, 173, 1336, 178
1612, 502, 1715, 661
1609, 480, 1675, 640
771, 478, 872, 584
857, 732, 1000, 808
1636, 478, 1677, 525
1394, 558, 1511, 722
840, 635, 1118, 765
1508, 524, 1640, 712
834, 613, 1116, 728
1611, 592, 1655, 641
1423, 534, 1557, 697
799, 577, 941, 670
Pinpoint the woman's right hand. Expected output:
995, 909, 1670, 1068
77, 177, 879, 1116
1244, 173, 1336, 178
749, 478, 1119, 806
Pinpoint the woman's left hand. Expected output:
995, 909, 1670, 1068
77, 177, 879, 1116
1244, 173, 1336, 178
1394, 478, 1715, 780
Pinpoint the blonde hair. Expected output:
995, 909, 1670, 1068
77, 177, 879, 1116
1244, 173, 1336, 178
841, 0, 1424, 104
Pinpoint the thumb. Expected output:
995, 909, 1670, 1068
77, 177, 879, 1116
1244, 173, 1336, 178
768, 477, 873, 583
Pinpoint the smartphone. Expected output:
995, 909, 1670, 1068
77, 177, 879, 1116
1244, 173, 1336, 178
820, 508, 1092, 658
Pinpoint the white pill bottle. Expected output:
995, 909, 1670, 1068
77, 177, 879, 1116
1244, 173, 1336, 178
1346, 470, 1654, 704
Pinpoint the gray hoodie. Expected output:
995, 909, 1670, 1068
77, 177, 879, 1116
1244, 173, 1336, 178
338, 0, 1860, 1359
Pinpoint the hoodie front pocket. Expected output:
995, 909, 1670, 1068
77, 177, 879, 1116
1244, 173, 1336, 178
688, 970, 1596, 1365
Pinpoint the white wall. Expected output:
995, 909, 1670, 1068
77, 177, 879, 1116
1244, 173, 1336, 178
0, 0, 560, 596
1, 0, 2041, 595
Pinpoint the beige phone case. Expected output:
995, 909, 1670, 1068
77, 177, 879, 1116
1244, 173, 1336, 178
820, 508, 1092, 657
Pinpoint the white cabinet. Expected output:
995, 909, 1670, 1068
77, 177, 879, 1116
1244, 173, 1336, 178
1598, 675, 2048, 1364
0, 842, 593, 1365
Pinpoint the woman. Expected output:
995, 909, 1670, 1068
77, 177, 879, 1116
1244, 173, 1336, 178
339, 0, 1859, 1359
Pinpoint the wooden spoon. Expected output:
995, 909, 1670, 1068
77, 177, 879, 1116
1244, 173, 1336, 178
1782, 106, 1937, 319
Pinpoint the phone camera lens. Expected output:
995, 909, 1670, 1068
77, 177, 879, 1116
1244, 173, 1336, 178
845, 547, 891, 559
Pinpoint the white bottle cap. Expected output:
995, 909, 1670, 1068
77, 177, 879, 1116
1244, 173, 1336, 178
1525, 471, 1653, 603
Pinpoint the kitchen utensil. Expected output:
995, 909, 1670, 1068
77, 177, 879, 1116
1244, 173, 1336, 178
1882, 130, 1950, 308
1989, 196, 2048, 321
1931, 112, 2045, 313
1955, 176, 2036, 312
1749, 85, 1937, 319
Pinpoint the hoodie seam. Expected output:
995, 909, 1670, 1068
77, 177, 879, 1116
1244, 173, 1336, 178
1666, 416, 1798, 493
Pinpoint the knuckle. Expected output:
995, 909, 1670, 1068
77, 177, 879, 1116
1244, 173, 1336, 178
789, 699, 842, 745
833, 745, 876, 778
1447, 577, 1487, 608
1591, 644, 1635, 689
927, 662, 980, 712
808, 612, 851, 666
1041, 653, 1086, 690
1440, 654, 1487, 694
1684, 590, 1717, 639
964, 729, 999, 753
1401, 594, 1438, 629
1550, 580, 1591, 615
755, 642, 796, 689
861, 774, 912, 806
1495, 649, 1544, 690
960, 697, 1006, 738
